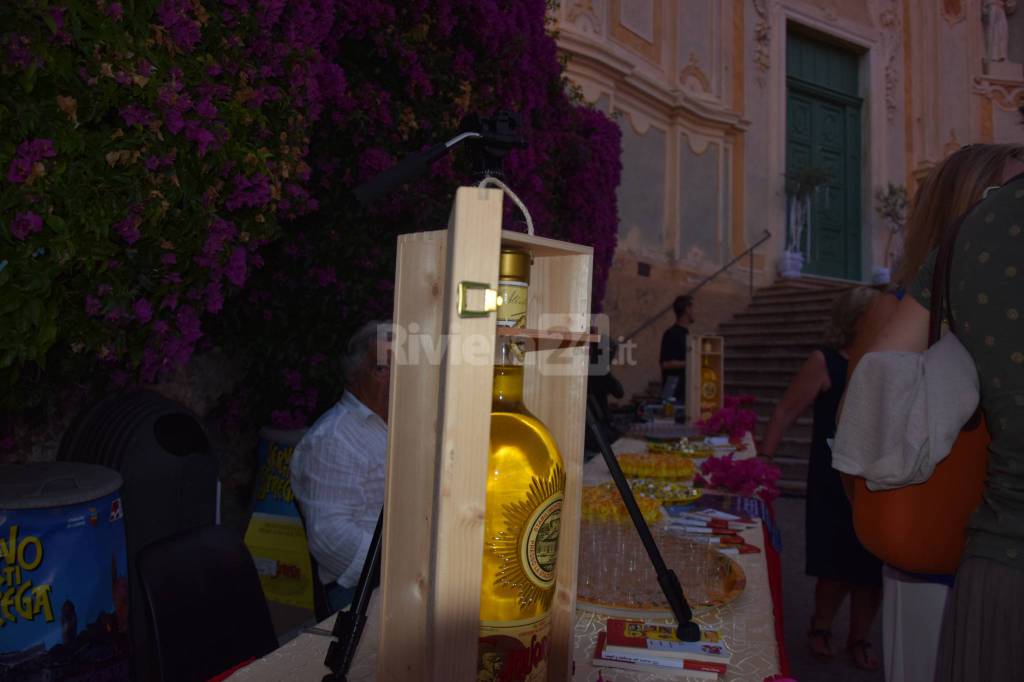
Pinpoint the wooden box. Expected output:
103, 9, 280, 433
686, 335, 725, 425
376, 187, 594, 680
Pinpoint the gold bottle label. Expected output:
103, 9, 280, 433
477, 615, 550, 682
496, 281, 528, 328
521, 493, 561, 589
488, 466, 565, 610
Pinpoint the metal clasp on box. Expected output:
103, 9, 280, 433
457, 281, 502, 318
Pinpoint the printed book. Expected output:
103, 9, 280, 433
592, 632, 723, 679
604, 618, 733, 664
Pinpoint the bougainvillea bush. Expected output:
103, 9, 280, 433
1, 1, 621, 442
0, 0, 341, 413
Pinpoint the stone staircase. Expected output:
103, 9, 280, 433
717, 277, 855, 496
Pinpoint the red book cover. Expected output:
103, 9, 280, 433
684, 659, 729, 674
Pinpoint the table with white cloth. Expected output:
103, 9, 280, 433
229, 436, 786, 681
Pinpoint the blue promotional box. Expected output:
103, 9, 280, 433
0, 461, 129, 680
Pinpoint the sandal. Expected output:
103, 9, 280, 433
848, 639, 880, 671
807, 618, 835, 659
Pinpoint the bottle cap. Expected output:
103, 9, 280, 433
499, 248, 531, 284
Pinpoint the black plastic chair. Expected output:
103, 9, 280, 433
137, 525, 278, 682
294, 500, 333, 622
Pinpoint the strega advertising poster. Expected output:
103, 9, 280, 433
0, 490, 130, 680
244, 429, 314, 610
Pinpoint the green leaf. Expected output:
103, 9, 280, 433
42, 10, 57, 35
20, 64, 37, 94
44, 214, 67, 234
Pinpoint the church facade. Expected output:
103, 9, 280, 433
552, 0, 1024, 396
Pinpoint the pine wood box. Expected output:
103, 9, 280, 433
376, 187, 594, 680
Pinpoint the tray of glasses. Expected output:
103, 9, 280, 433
576, 520, 746, 617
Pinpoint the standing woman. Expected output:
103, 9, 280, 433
759, 286, 881, 670
868, 151, 1024, 681
843, 142, 1024, 682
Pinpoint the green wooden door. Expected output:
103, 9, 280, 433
786, 32, 862, 280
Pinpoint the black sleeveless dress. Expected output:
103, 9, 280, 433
804, 347, 882, 585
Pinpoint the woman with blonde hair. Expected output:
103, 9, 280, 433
760, 285, 881, 669
843, 142, 1024, 682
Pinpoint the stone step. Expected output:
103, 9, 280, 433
732, 310, 831, 324
726, 351, 810, 363
749, 397, 813, 420
756, 424, 812, 445
721, 329, 823, 341
780, 434, 811, 448
719, 321, 830, 335
724, 357, 806, 373
721, 334, 824, 349
725, 367, 802, 384
756, 413, 813, 428
779, 478, 808, 497
763, 275, 859, 291
752, 290, 847, 306
725, 380, 790, 399
744, 300, 836, 316
773, 454, 809, 481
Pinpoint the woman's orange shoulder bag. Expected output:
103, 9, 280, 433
845, 245, 989, 574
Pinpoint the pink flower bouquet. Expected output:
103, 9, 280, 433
695, 395, 758, 440
696, 454, 781, 503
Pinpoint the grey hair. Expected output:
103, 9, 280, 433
342, 320, 391, 382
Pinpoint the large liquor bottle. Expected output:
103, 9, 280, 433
477, 339, 566, 682
700, 353, 720, 419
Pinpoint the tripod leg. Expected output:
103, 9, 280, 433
323, 509, 384, 680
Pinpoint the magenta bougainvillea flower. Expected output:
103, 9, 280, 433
6, 138, 55, 183
9, 210, 43, 240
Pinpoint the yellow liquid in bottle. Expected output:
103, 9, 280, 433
477, 364, 565, 682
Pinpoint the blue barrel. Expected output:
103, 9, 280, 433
0, 462, 129, 680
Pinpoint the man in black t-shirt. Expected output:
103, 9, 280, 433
659, 295, 694, 405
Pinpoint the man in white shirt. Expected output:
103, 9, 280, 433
290, 321, 390, 611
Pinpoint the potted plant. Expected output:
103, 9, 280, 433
874, 183, 909, 284
780, 167, 833, 278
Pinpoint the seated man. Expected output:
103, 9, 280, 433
290, 320, 390, 611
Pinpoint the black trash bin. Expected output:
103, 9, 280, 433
59, 389, 217, 682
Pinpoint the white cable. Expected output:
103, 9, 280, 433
478, 175, 534, 235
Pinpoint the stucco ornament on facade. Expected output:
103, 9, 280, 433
972, 76, 1024, 111
752, 0, 772, 87
567, 0, 604, 35
877, 3, 902, 122
680, 52, 712, 95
